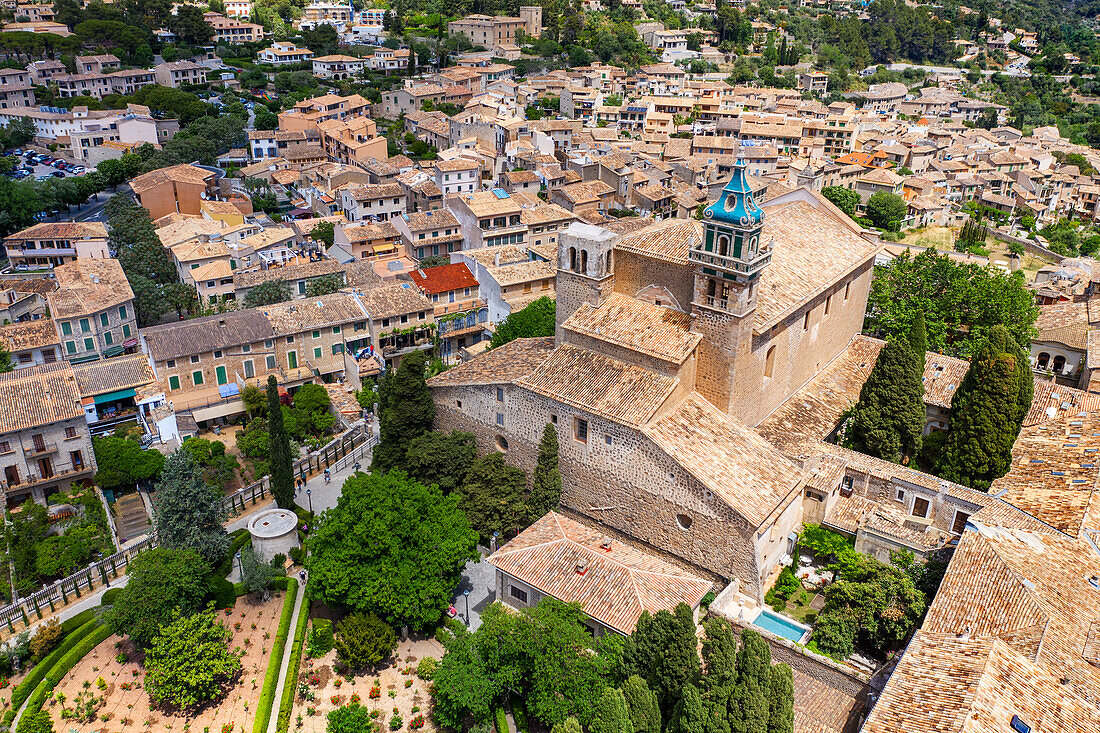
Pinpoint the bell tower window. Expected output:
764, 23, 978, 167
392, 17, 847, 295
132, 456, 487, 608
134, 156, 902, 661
718, 234, 730, 257
580, 249, 588, 274
764, 345, 777, 379
569, 246, 577, 271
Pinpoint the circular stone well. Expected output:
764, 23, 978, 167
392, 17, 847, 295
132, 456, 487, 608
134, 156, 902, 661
248, 508, 299, 562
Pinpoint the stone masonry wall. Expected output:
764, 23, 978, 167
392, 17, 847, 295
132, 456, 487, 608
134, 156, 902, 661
613, 250, 695, 312
431, 383, 766, 597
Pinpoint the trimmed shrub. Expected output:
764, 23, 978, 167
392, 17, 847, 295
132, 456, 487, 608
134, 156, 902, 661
251, 578, 298, 733
5, 618, 99, 726
275, 596, 311, 733
415, 656, 437, 681
207, 577, 237, 609
494, 707, 508, 733
21, 623, 113, 723
100, 588, 122, 606
213, 529, 252, 578
308, 618, 332, 658
59, 609, 96, 635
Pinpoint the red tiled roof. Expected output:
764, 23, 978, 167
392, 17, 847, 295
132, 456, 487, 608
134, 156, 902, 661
409, 263, 477, 294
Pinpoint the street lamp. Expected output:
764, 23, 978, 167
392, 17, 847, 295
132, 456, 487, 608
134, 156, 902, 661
463, 589, 471, 626
235, 551, 243, 581
306, 487, 313, 516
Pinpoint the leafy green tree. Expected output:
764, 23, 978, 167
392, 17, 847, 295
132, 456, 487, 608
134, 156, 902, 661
432, 624, 502, 729
936, 325, 1033, 491
310, 220, 336, 247
591, 688, 634, 733
327, 703, 374, 733
404, 430, 477, 494
305, 273, 344, 298
287, 382, 335, 439
846, 338, 925, 462
529, 423, 562, 520
458, 453, 529, 542
106, 548, 210, 647
253, 107, 278, 131
523, 599, 611, 725
820, 186, 860, 218
730, 630, 770, 733
240, 546, 278, 593
334, 612, 397, 670
865, 191, 906, 231
489, 296, 556, 348
668, 684, 707, 733
144, 607, 242, 709
621, 677, 661, 733
624, 603, 701, 715
765, 666, 793, 733
267, 375, 295, 508
0, 346, 13, 373
153, 450, 230, 564
865, 249, 1039, 358
92, 434, 165, 490
371, 351, 435, 473
306, 471, 478, 630
244, 280, 292, 308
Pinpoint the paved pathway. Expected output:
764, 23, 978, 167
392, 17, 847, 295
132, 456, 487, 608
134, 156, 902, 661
451, 555, 496, 631
267, 578, 307, 733
293, 424, 377, 516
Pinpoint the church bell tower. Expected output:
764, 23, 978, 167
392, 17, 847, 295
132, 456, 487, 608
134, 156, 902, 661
689, 160, 772, 413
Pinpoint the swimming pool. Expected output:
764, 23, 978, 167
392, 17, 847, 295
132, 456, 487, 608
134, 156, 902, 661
751, 609, 811, 644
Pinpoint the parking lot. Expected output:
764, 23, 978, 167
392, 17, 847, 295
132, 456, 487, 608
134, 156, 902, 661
6, 150, 88, 181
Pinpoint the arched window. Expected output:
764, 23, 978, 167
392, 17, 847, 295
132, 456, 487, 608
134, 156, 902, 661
568, 246, 577, 271
580, 249, 588, 274
764, 345, 777, 379
706, 279, 716, 297
718, 234, 730, 257
1037, 352, 1050, 369
1053, 354, 1067, 373
605, 250, 612, 274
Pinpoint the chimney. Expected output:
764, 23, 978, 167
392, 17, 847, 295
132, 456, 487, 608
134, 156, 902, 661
575, 558, 589, 575
599, 536, 612, 551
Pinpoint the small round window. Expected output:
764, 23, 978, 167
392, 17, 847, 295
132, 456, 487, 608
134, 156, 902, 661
676, 513, 693, 530
496, 435, 509, 452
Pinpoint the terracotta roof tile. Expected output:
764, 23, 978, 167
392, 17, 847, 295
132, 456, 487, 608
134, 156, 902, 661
489, 512, 713, 635
427, 336, 556, 387
72, 354, 155, 396
562, 293, 700, 365
0, 319, 59, 351
409, 263, 477, 294
0, 362, 83, 433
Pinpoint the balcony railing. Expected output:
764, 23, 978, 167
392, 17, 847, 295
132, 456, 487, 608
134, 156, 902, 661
24, 441, 57, 458
5, 465, 93, 491
688, 247, 771, 276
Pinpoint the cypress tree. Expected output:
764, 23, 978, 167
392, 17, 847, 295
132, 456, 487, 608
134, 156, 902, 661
371, 351, 435, 473
936, 325, 1034, 491
267, 375, 294, 509
701, 617, 738, 688
765, 665, 793, 733
847, 338, 925, 462
625, 603, 701, 716
908, 310, 928, 363
730, 630, 771, 733
590, 688, 634, 733
153, 450, 230, 564
622, 676, 661, 733
668, 684, 708, 733
529, 422, 562, 521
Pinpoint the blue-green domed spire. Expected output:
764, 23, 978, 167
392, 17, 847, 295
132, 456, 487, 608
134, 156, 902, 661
703, 159, 764, 228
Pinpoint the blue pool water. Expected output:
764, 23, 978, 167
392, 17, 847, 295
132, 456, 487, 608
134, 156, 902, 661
752, 609, 810, 643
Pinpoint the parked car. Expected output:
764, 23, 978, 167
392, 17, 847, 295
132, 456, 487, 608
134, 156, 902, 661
50, 171, 64, 178
10, 149, 22, 156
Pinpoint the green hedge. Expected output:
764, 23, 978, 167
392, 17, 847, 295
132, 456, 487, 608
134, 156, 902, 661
4, 618, 100, 726
100, 588, 122, 607
60, 609, 97, 634
214, 529, 252, 579
252, 578, 298, 733
18, 623, 113, 731
275, 592, 310, 733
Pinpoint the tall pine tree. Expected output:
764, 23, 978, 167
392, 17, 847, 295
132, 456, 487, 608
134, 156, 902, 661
730, 630, 771, 733
621, 677, 661, 733
847, 338, 925, 463
668, 684, 708, 733
590, 688, 634, 733
765, 665, 793, 733
153, 450, 230, 564
909, 310, 927, 360
267, 375, 294, 509
529, 422, 562, 521
936, 325, 1033, 491
371, 351, 435, 473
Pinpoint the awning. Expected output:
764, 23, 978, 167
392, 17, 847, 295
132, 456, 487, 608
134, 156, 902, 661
123, 338, 139, 348
372, 244, 398, 253
103, 345, 125, 357
218, 383, 241, 398
93, 388, 136, 405
69, 354, 99, 364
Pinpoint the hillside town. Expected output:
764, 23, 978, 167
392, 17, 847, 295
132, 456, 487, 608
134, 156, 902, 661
0, 2, 1096, 733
